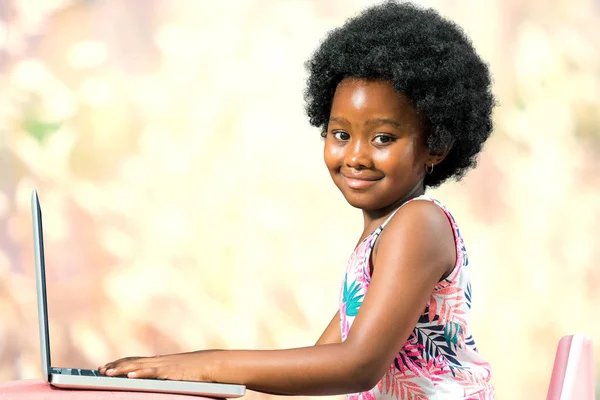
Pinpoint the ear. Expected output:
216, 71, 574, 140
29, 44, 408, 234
426, 146, 452, 168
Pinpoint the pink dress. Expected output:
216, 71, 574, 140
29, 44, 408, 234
339, 196, 494, 399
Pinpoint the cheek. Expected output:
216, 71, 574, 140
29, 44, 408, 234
373, 142, 420, 173
323, 141, 343, 170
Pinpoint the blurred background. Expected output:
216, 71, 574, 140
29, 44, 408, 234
0, 0, 599, 398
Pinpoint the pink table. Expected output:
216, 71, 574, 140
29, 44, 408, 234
0, 380, 215, 400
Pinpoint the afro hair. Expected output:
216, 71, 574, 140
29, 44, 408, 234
304, 1, 495, 187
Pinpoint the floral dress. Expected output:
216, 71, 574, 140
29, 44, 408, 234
339, 196, 494, 400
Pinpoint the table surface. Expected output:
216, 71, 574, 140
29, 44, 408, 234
0, 379, 217, 400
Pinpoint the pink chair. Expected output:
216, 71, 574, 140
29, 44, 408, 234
547, 333, 595, 399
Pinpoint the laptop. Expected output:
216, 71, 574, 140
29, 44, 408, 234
546, 333, 594, 400
31, 189, 246, 397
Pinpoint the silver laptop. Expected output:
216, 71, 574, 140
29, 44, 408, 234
31, 189, 246, 397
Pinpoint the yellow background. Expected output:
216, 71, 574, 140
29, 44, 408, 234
0, 0, 599, 399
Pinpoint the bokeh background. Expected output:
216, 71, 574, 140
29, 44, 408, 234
0, 0, 599, 398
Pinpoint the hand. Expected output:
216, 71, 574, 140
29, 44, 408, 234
99, 351, 219, 381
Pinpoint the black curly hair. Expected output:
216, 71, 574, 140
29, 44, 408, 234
304, 1, 495, 188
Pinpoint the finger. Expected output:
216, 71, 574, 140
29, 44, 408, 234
127, 367, 164, 379
101, 359, 125, 372
106, 362, 148, 376
98, 366, 111, 375
102, 357, 143, 373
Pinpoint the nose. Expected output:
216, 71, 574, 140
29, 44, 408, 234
345, 138, 372, 170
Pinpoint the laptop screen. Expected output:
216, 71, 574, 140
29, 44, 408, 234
32, 190, 52, 380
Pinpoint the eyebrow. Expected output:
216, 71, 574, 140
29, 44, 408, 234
328, 116, 403, 129
365, 118, 403, 129
328, 116, 349, 125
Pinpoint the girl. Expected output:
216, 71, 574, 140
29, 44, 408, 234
100, 2, 495, 398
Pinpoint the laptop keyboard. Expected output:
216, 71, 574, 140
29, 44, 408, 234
80, 369, 98, 376
52, 368, 103, 377
51, 367, 133, 379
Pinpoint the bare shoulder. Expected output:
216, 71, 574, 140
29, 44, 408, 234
389, 199, 451, 235
374, 199, 456, 277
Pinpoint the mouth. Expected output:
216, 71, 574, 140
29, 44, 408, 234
341, 174, 382, 190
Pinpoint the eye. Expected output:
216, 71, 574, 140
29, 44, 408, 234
373, 134, 396, 145
333, 131, 350, 141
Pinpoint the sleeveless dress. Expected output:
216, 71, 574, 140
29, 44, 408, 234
339, 196, 494, 399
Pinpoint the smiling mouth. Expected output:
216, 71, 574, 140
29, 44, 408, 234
341, 175, 381, 190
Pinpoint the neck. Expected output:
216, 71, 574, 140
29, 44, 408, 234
361, 181, 426, 230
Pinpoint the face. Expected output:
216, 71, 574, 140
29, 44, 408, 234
324, 78, 432, 213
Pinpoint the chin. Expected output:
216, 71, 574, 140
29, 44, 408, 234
340, 192, 382, 211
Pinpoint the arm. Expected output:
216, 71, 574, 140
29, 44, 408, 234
315, 311, 341, 346
102, 201, 455, 396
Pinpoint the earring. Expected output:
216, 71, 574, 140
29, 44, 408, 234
425, 163, 434, 174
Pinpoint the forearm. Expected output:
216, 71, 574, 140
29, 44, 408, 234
208, 344, 371, 396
